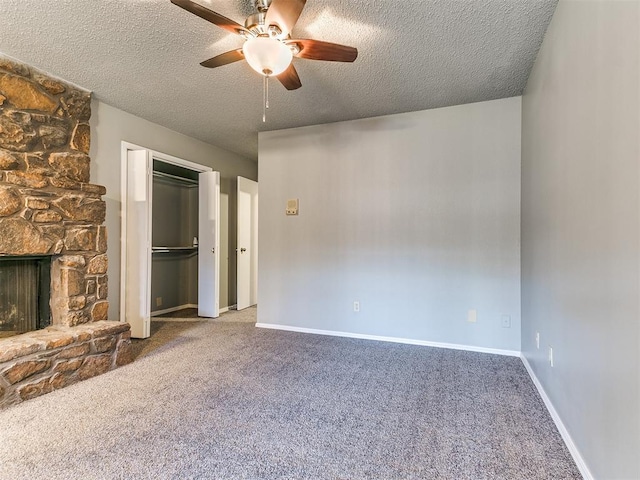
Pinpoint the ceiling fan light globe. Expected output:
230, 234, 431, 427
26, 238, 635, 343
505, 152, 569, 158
243, 36, 292, 77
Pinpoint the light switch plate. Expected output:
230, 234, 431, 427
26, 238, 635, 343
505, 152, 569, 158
286, 198, 299, 216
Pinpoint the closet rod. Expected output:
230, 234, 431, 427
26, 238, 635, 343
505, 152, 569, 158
152, 170, 199, 186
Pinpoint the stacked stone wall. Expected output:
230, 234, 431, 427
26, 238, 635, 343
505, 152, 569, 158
0, 54, 132, 408
0, 55, 108, 326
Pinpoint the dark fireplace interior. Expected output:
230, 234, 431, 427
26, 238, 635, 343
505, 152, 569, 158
0, 257, 52, 338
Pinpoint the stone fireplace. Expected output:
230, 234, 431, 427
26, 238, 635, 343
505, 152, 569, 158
0, 55, 132, 408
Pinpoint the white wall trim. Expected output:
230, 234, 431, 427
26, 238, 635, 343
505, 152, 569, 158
219, 306, 229, 314
121, 141, 214, 174
119, 141, 130, 324
151, 304, 198, 317
255, 323, 520, 357
520, 355, 593, 480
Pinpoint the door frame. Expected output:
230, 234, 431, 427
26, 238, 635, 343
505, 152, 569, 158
120, 142, 213, 326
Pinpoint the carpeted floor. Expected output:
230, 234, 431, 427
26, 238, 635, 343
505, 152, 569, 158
132, 307, 257, 359
0, 307, 581, 479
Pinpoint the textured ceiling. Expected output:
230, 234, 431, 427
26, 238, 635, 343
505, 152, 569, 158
0, 0, 557, 161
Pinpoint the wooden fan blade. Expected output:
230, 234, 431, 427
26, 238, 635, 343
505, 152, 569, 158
200, 49, 245, 68
171, 0, 249, 35
265, 0, 307, 37
288, 39, 358, 62
276, 63, 302, 90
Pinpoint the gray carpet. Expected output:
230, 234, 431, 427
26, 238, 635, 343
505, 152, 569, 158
132, 308, 257, 359
0, 308, 581, 479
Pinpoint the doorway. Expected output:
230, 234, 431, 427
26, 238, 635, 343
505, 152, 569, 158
121, 143, 220, 338
150, 160, 199, 319
237, 176, 258, 311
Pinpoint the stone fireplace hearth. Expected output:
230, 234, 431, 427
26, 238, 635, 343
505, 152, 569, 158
0, 55, 132, 408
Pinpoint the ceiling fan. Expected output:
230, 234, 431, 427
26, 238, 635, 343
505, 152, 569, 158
170, 0, 358, 91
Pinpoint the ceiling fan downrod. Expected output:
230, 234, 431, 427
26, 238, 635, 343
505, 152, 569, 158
255, 0, 271, 13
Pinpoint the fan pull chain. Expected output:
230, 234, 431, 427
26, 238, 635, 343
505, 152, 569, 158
263, 76, 266, 122
262, 75, 271, 123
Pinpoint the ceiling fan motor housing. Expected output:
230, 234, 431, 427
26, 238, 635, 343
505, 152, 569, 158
245, 12, 267, 32
248, 0, 273, 35
245, 12, 282, 39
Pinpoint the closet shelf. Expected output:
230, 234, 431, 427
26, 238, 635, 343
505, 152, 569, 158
152, 246, 198, 255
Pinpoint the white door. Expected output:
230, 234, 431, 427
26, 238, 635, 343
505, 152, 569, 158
198, 171, 220, 318
124, 149, 152, 338
237, 177, 258, 310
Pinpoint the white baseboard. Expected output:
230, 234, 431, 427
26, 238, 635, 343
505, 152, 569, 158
520, 355, 593, 480
219, 306, 229, 314
254, 323, 520, 357
151, 304, 198, 317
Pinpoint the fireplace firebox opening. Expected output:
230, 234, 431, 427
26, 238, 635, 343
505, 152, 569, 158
0, 256, 52, 338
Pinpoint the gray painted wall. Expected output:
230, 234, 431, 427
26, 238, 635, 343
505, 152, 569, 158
89, 100, 258, 319
258, 97, 522, 351
521, 1, 639, 477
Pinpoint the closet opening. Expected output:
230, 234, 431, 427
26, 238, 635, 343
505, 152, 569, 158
150, 160, 200, 318
122, 142, 221, 338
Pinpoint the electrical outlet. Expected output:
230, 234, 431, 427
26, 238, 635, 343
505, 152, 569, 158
536, 332, 540, 349
548, 346, 554, 367
467, 309, 477, 323
156, 297, 162, 307
501, 315, 511, 328
353, 301, 360, 312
